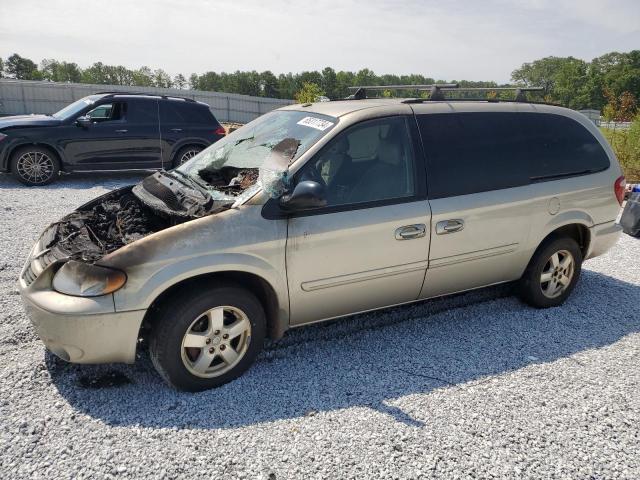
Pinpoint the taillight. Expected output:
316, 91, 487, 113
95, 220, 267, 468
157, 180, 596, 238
614, 175, 626, 205
214, 126, 226, 136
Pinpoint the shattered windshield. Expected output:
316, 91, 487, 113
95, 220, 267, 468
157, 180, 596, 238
176, 110, 337, 200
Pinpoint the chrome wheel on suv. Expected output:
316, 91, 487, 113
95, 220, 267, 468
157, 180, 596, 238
518, 237, 582, 308
181, 306, 252, 378
11, 147, 60, 186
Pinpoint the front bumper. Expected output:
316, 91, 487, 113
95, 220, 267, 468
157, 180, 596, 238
19, 262, 145, 364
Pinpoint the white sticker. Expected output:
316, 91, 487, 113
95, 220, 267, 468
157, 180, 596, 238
297, 116, 334, 131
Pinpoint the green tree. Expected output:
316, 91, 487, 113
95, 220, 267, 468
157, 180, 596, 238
294, 82, 325, 103
321, 67, 337, 99
0, 57, 4, 78
153, 69, 172, 88
259, 70, 279, 97
132, 66, 154, 87
81, 62, 108, 84
335, 70, 356, 98
173, 73, 187, 89
40, 59, 81, 82
6, 53, 41, 80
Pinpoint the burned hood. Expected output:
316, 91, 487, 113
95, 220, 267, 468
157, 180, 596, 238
35, 166, 262, 266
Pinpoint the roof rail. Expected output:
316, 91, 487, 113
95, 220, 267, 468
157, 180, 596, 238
345, 84, 544, 103
95, 91, 197, 102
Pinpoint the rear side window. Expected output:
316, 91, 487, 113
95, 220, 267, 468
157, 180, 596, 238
418, 112, 609, 199
168, 102, 218, 125
160, 102, 186, 123
520, 114, 610, 180
127, 99, 158, 123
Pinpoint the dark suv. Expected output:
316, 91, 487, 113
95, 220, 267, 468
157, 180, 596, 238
0, 92, 226, 185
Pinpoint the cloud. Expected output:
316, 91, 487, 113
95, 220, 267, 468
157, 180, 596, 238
0, 0, 638, 83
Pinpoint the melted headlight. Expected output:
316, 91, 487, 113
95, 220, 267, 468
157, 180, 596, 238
52, 260, 127, 297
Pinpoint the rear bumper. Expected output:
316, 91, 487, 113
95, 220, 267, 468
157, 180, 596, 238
586, 220, 622, 260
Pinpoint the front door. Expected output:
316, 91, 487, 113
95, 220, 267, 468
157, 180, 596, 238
285, 116, 431, 325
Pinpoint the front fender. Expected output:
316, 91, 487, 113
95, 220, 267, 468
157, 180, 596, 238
112, 252, 288, 314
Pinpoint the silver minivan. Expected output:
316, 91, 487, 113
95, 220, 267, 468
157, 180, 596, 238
19, 95, 625, 391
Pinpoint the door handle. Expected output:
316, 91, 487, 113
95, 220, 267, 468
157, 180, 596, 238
395, 224, 426, 240
436, 219, 464, 235
115, 129, 128, 133
171, 128, 183, 132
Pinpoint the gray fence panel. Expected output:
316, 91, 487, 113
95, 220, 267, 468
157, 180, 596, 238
0, 79, 294, 123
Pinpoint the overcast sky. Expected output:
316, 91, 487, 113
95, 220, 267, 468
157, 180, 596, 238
0, 0, 638, 83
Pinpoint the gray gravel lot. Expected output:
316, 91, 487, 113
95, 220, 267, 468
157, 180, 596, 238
0, 172, 639, 479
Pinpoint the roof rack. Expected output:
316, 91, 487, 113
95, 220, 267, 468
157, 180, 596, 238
95, 91, 197, 102
346, 84, 544, 102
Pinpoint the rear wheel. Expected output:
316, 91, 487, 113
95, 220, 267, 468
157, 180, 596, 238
518, 236, 582, 308
174, 145, 203, 167
149, 285, 266, 391
10, 146, 60, 186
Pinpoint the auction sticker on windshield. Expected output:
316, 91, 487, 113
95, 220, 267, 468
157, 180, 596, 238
297, 116, 334, 131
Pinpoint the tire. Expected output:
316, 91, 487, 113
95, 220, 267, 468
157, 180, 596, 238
173, 145, 203, 168
149, 284, 266, 391
10, 146, 60, 186
518, 236, 583, 308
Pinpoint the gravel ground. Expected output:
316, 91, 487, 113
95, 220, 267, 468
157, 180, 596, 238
0, 172, 639, 479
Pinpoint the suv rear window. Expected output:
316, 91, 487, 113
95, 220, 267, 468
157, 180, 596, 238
160, 101, 215, 125
418, 112, 609, 199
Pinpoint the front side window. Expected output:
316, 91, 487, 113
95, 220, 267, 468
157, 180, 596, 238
297, 116, 416, 207
86, 102, 126, 122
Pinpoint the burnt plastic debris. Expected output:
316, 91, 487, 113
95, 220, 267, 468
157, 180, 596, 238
620, 191, 640, 237
48, 192, 169, 263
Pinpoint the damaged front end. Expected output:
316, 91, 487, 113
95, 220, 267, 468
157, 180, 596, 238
21, 167, 262, 288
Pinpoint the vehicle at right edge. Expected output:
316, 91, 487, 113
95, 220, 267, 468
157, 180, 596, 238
19, 86, 626, 391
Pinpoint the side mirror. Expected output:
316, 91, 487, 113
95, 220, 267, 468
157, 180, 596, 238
279, 181, 327, 211
76, 115, 92, 128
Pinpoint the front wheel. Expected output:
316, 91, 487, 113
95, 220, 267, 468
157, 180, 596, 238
518, 236, 583, 308
149, 285, 266, 391
10, 146, 60, 186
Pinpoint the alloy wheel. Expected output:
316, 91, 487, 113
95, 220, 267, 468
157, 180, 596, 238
540, 249, 575, 299
179, 149, 200, 165
16, 151, 55, 184
180, 306, 252, 378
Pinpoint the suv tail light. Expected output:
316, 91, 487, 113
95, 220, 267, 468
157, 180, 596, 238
214, 126, 226, 136
614, 175, 626, 205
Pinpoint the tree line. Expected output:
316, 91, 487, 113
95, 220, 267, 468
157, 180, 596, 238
0, 51, 638, 117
